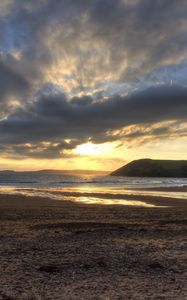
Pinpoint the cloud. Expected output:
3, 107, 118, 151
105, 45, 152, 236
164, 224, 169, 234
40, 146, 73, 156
0, 1, 187, 159
1, 0, 187, 94
0, 55, 30, 102
0, 84, 186, 158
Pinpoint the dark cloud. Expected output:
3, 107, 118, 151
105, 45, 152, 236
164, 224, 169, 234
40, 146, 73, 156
0, 57, 30, 102
0, 85, 186, 158
0, 1, 187, 159
1, 0, 187, 91
0, 141, 78, 160
89, 0, 187, 81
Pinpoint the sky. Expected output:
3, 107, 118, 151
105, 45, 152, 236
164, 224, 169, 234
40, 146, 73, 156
0, 0, 187, 171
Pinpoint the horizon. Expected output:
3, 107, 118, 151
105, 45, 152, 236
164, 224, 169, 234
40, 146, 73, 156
0, 168, 109, 173
1, 157, 187, 173
0, 1, 187, 170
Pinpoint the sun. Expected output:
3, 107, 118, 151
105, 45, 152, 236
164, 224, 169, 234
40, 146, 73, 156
74, 142, 104, 156
74, 141, 122, 157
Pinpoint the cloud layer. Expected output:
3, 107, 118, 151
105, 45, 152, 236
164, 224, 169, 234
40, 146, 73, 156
0, 85, 187, 158
0, 0, 187, 159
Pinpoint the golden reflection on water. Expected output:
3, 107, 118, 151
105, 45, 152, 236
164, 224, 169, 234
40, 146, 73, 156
0, 186, 158, 207
65, 196, 156, 207
62, 185, 187, 200
66, 185, 120, 194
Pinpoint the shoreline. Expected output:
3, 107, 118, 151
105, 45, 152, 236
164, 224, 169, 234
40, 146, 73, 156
0, 193, 187, 299
1, 186, 187, 206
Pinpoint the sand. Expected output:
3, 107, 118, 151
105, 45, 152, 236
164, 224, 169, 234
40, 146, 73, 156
0, 193, 187, 300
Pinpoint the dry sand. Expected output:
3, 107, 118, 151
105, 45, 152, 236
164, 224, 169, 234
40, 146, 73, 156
0, 193, 187, 300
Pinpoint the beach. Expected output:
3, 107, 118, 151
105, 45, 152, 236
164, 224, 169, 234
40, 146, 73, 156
0, 193, 187, 300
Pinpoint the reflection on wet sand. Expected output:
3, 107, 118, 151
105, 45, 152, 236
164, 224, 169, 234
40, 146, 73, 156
63, 196, 156, 207
0, 185, 175, 207
66, 185, 187, 200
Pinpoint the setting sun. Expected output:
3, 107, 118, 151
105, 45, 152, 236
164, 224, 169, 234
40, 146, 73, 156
74, 142, 117, 156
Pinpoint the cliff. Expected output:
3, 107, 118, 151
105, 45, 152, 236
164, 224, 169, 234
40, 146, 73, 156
111, 159, 187, 177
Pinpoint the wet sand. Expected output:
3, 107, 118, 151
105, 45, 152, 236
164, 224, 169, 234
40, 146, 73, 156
0, 194, 187, 300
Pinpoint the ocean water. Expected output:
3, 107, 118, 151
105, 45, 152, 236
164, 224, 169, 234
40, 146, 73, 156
0, 172, 187, 206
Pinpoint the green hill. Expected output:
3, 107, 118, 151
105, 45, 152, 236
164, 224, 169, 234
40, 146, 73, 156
110, 159, 187, 178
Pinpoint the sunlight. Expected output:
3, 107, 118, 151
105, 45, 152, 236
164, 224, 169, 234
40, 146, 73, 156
74, 142, 114, 156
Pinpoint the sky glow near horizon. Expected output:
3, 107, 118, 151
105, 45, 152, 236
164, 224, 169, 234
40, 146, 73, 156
0, 0, 187, 171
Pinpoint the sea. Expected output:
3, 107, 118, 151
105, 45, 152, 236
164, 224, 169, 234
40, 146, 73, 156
0, 171, 187, 206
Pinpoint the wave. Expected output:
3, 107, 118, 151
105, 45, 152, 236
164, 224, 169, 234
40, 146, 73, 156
0, 179, 187, 187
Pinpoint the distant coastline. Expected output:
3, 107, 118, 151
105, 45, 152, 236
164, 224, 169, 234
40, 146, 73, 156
0, 169, 107, 175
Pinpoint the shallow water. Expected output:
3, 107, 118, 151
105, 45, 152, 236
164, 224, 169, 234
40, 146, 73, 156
0, 172, 186, 206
